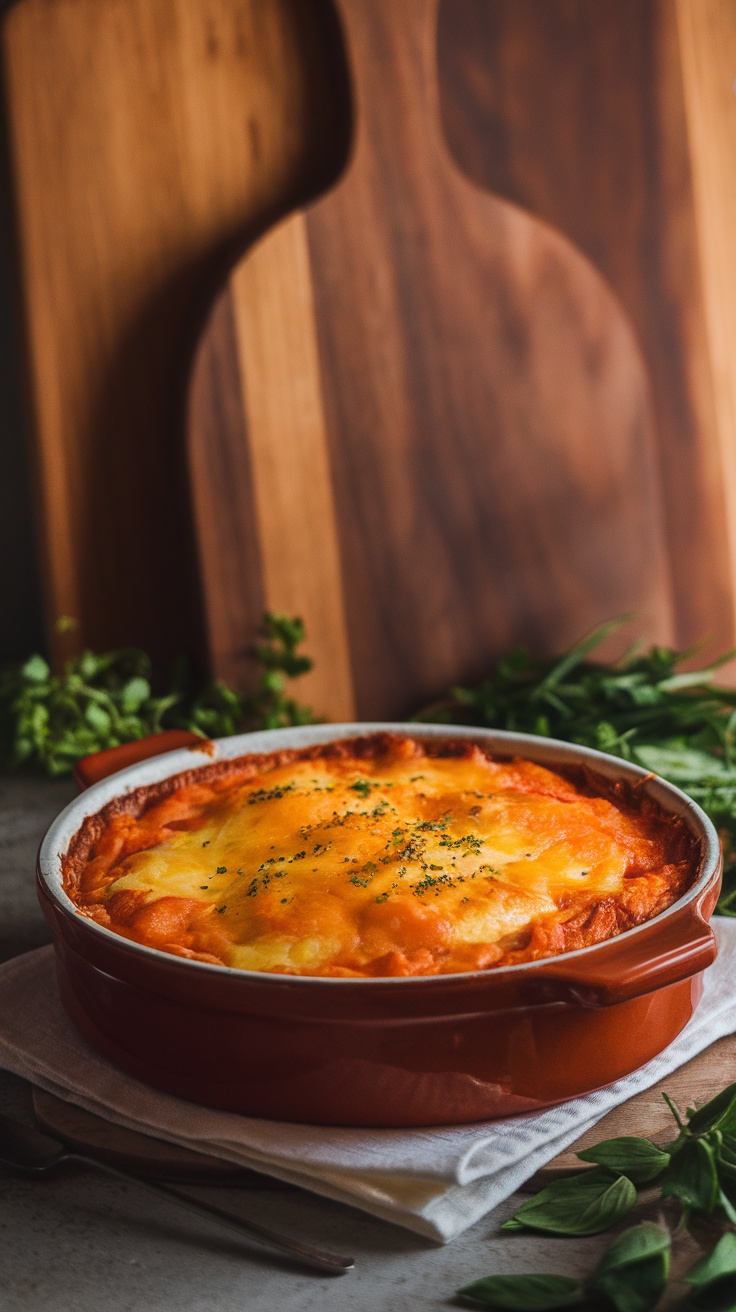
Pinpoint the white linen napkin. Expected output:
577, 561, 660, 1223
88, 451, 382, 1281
1, 920, 736, 1243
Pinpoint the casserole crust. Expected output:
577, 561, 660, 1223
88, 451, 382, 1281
62, 732, 698, 977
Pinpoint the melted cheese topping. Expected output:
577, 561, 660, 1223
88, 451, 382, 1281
64, 738, 692, 976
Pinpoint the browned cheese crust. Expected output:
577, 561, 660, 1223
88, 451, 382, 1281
61, 733, 699, 977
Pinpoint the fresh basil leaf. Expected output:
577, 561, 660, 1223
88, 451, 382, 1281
576, 1137, 670, 1185
593, 1220, 671, 1272
687, 1085, 736, 1138
687, 1233, 736, 1287
20, 654, 50, 684
84, 702, 112, 734
77, 651, 103, 681
685, 1232, 736, 1310
593, 1254, 669, 1312
502, 1168, 637, 1236
120, 676, 151, 714
634, 744, 736, 784
661, 1138, 719, 1214
589, 1223, 670, 1312
456, 1274, 586, 1310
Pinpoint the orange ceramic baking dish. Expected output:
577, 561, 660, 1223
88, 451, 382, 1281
37, 724, 722, 1127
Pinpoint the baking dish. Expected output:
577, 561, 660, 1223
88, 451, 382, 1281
37, 724, 722, 1127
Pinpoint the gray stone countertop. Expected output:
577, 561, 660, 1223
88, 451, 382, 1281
0, 775, 692, 1311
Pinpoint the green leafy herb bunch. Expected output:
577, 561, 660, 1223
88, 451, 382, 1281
504, 1082, 736, 1237
458, 1221, 671, 1312
458, 1083, 736, 1312
0, 612, 314, 775
458, 1224, 736, 1311
415, 616, 736, 915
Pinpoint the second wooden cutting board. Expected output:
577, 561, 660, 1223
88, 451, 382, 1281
187, 0, 673, 722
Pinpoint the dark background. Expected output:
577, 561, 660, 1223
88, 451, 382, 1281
0, 115, 43, 662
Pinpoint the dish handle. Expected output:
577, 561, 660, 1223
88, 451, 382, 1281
533, 900, 719, 1007
73, 730, 206, 790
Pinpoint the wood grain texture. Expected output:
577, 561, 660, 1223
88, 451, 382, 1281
8, 0, 733, 703
188, 0, 674, 721
437, 0, 735, 658
229, 215, 355, 718
187, 292, 268, 683
676, 0, 736, 629
0, 0, 349, 669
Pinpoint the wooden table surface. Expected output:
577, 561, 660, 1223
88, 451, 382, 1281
0, 773, 725, 1310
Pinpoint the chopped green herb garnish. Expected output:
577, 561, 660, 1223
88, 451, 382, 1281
349, 779, 373, 797
327, 809, 354, 827
439, 833, 481, 853
248, 782, 296, 805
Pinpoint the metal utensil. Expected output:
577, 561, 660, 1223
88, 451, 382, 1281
0, 1112, 353, 1274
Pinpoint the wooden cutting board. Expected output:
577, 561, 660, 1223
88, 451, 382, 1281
32, 1031, 736, 1188
187, 0, 676, 723
0, 0, 349, 672
32, 1088, 285, 1188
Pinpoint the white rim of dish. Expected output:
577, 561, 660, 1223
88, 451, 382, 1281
38, 722, 722, 986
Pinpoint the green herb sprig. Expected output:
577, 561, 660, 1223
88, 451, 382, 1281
684, 1231, 736, 1310
415, 616, 736, 914
501, 1168, 638, 1238
458, 1221, 671, 1311
0, 612, 314, 775
458, 1082, 736, 1311
501, 1081, 736, 1241
458, 1225, 736, 1312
